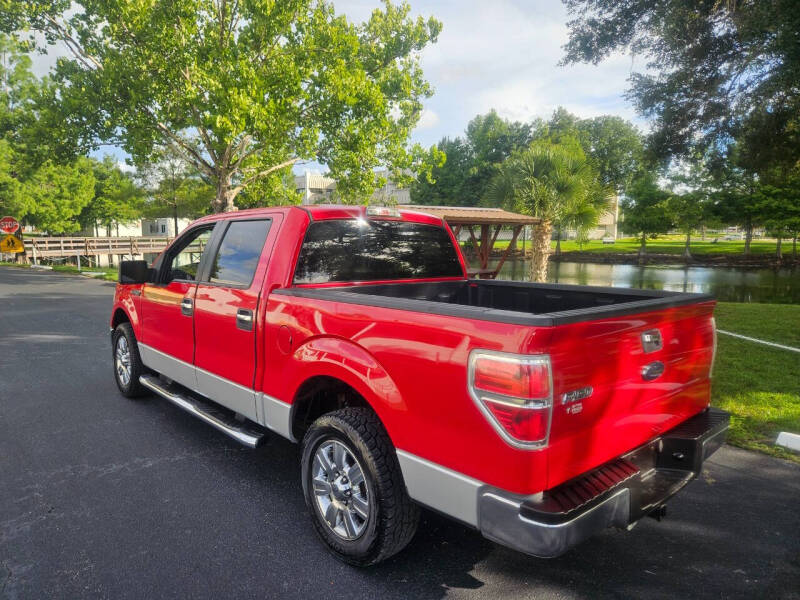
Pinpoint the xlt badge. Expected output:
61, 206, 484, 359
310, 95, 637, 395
562, 386, 593, 405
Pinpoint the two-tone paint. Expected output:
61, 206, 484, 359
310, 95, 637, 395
111, 205, 717, 528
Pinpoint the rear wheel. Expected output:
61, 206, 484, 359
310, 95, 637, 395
301, 407, 419, 566
112, 323, 148, 398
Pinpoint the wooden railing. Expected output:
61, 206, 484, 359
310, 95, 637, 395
23, 236, 174, 258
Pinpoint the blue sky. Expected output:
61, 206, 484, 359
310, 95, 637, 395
30, 0, 644, 171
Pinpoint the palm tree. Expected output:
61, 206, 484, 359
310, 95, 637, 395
487, 140, 610, 282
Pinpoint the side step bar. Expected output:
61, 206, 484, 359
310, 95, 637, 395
139, 374, 268, 449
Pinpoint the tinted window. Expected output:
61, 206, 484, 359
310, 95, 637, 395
207, 220, 271, 286
294, 219, 463, 284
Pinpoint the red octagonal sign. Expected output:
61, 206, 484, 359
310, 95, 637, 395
0, 216, 19, 234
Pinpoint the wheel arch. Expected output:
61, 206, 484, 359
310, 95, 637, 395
287, 337, 407, 443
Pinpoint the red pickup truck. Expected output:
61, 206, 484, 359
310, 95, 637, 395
110, 205, 728, 566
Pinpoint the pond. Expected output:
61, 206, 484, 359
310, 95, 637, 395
486, 259, 800, 304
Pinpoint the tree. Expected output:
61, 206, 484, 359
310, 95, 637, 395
79, 157, 143, 236
14, 1, 442, 212
411, 110, 532, 206
138, 150, 215, 232
665, 192, 707, 260
24, 159, 95, 234
532, 108, 644, 193
487, 139, 609, 282
0, 140, 28, 218
562, 0, 800, 168
620, 174, 672, 259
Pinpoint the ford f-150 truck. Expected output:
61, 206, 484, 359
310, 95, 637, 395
110, 204, 729, 566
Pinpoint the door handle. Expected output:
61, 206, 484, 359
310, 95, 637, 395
181, 297, 193, 316
236, 308, 254, 331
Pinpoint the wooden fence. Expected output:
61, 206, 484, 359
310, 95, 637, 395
23, 236, 173, 259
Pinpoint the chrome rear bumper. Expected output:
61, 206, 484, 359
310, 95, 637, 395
478, 407, 730, 558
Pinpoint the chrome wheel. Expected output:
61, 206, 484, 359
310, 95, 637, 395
115, 335, 131, 387
312, 440, 370, 540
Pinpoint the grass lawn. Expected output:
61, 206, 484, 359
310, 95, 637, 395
712, 302, 800, 462
51, 264, 118, 281
482, 235, 785, 256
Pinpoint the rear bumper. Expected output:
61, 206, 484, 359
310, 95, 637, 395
478, 407, 730, 558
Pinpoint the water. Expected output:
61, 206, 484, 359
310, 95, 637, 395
488, 259, 800, 304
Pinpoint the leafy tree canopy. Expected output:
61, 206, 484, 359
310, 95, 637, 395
562, 0, 800, 171
620, 172, 672, 253
532, 107, 645, 193
411, 110, 531, 206
9, 0, 443, 211
24, 158, 95, 233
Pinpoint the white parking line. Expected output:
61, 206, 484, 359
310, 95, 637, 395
717, 329, 800, 353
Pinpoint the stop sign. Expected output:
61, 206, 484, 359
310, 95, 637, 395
0, 216, 19, 234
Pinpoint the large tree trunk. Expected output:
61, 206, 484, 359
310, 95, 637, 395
529, 220, 552, 283
214, 173, 239, 213
638, 232, 647, 260
555, 227, 562, 257
793, 234, 797, 258
173, 204, 179, 238
776, 236, 782, 259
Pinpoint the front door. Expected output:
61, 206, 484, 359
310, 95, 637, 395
139, 224, 215, 389
193, 218, 273, 420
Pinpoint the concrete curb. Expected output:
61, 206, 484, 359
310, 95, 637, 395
776, 432, 800, 452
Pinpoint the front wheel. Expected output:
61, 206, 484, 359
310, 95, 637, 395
111, 323, 148, 398
301, 407, 419, 566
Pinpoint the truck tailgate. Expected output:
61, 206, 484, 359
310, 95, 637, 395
545, 301, 716, 490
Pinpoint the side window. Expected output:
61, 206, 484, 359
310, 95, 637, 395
205, 220, 271, 287
162, 226, 214, 283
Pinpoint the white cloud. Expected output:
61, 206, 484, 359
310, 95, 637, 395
415, 108, 440, 131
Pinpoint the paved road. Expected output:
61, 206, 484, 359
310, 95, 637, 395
1, 267, 799, 600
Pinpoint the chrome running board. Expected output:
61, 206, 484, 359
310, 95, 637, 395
139, 374, 268, 448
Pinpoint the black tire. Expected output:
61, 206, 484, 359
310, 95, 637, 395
301, 407, 419, 566
111, 322, 148, 398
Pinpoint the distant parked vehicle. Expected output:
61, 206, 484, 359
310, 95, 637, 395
601, 235, 615, 244
109, 205, 728, 565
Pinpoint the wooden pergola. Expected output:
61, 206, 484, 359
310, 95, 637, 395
405, 206, 540, 279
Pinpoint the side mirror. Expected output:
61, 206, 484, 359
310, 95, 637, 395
119, 260, 151, 284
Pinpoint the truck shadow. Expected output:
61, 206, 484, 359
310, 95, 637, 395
215, 422, 799, 600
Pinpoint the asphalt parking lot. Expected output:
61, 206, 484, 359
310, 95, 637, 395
1, 267, 799, 599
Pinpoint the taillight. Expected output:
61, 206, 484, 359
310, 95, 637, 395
468, 350, 553, 449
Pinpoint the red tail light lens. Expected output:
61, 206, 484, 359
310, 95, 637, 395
473, 356, 551, 399
468, 351, 553, 449
482, 399, 550, 442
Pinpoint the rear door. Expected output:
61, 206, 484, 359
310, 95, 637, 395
545, 301, 716, 489
192, 218, 275, 421
139, 224, 215, 389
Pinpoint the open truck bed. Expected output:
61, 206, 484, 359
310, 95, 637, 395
281, 279, 714, 326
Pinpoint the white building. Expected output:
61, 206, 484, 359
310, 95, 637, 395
141, 217, 193, 237
294, 169, 411, 206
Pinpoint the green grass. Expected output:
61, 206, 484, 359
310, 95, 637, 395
712, 302, 800, 462
0, 260, 30, 268
481, 235, 784, 256
51, 264, 118, 281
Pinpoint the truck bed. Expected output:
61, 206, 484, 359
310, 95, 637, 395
277, 279, 713, 326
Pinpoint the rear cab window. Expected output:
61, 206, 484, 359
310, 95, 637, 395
293, 219, 464, 284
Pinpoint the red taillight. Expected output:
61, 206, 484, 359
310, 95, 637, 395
468, 351, 553, 449
483, 399, 550, 442
473, 356, 551, 399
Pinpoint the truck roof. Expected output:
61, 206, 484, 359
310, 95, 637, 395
192, 205, 445, 227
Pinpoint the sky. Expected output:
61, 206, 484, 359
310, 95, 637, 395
30, 0, 644, 172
